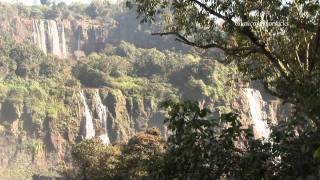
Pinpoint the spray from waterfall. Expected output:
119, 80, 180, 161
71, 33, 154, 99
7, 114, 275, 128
244, 88, 270, 139
94, 90, 110, 145
80, 91, 95, 139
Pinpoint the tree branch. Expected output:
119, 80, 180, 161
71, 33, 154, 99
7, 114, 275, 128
239, 26, 289, 78
152, 32, 260, 55
189, 0, 289, 78
315, 20, 320, 55
191, 0, 235, 25
309, 16, 320, 72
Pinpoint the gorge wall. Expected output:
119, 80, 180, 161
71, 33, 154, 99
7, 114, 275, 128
0, 3, 292, 179
2, 17, 116, 58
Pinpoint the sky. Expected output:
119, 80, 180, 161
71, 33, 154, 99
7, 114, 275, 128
0, 0, 118, 5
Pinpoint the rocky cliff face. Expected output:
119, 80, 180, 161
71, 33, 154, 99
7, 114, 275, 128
78, 88, 164, 144
77, 85, 292, 144
0, 79, 291, 178
0, 4, 293, 179
233, 84, 291, 139
0, 86, 165, 178
0, 16, 116, 58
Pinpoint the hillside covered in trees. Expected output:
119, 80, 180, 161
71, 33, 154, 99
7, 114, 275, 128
0, 1, 246, 179
1, 0, 319, 179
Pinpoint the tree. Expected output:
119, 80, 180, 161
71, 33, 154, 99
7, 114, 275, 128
127, 1, 320, 179
40, 0, 51, 6
128, 0, 320, 122
68, 129, 164, 180
70, 139, 118, 180
116, 128, 165, 179
85, 1, 100, 19
156, 100, 258, 179
85, 0, 111, 19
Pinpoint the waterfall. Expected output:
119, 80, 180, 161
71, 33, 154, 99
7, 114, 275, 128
244, 88, 270, 139
33, 20, 47, 54
93, 90, 110, 145
33, 20, 66, 58
47, 20, 62, 57
61, 24, 67, 58
80, 91, 95, 139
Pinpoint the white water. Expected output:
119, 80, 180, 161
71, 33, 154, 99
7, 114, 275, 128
80, 91, 95, 139
94, 90, 110, 145
33, 20, 47, 54
61, 24, 67, 58
244, 88, 270, 139
47, 20, 62, 57
33, 20, 66, 58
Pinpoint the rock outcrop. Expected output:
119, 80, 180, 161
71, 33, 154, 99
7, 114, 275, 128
78, 88, 163, 144
232, 84, 291, 139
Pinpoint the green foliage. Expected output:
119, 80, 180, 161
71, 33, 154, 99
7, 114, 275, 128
70, 139, 118, 180
85, 0, 112, 19
154, 101, 247, 179
128, 1, 320, 179
266, 121, 320, 179
0, 35, 80, 148
70, 101, 320, 179
73, 63, 108, 87
0, 124, 6, 135
0, 6, 247, 179
72, 42, 235, 106
130, 0, 320, 120
19, 139, 45, 160
132, 48, 166, 77
117, 128, 165, 179
44, 8, 60, 19
68, 129, 164, 180
29, 6, 45, 18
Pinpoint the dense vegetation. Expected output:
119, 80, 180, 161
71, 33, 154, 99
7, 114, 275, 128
66, 100, 320, 179
48, 0, 320, 179
0, 5, 236, 176
2, 0, 320, 179
0, 0, 115, 20
124, 0, 320, 179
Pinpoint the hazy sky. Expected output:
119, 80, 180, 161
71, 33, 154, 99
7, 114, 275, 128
0, 0, 118, 5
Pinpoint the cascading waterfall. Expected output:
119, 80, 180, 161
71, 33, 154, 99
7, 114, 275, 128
93, 90, 110, 145
61, 24, 67, 58
33, 20, 66, 58
244, 88, 270, 139
80, 91, 95, 139
33, 20, 47, 54
47, 20, 62, 57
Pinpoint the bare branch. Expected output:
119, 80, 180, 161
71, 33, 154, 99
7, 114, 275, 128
305, 37, 310, 71
152, 32, 260, 55
239, 27, 290, 77
191, 0, 235, 25
295, 44, 304, 71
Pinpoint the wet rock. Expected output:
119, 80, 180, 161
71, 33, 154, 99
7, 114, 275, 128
0, 100, 21, 123
104, 89, 132, 143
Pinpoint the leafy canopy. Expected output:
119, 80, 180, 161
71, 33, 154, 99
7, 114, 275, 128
128, 0, 320, 120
